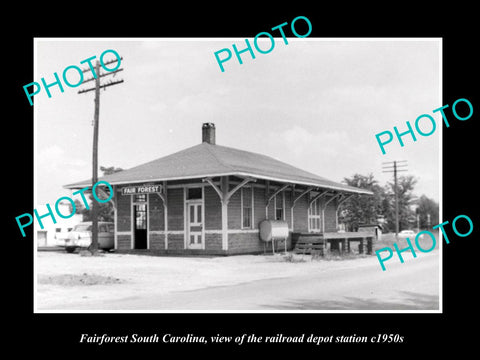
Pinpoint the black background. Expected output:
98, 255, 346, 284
7, 3, 478, 356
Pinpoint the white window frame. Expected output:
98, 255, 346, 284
308, 198, 321, 233
274, 191, 285, 221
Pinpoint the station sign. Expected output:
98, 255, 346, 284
121, 184, 162, 195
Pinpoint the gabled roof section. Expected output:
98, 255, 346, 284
64, 142, 372, 195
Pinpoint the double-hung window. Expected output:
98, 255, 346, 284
308, 198, 321, 232
274, 192, 285, 221
241, 186, 253, 229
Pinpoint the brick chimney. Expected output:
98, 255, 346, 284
202, 123, 216, 145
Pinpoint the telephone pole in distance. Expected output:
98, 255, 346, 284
382, 160, 408, 238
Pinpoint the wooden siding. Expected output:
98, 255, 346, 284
168, 234, 184, 250
324, 196, 338, 232
113, 178, 342, 255
227, 190, 241, 229
204, 186, 221, 230
148, 193, 164, 231
228, 232, 292, 254
205, 233, 222, 251
117, 192, 131, 232
117, 234, 131, 250
167, 188, 184, 231
267, 196, 275, 220
285, 190, 293, 229
253, 186, 266, 228
293, 193, 309, 232
149, 233, 164, 250
228, 232, 263, 253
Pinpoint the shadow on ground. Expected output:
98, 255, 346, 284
264, 291, 439, 310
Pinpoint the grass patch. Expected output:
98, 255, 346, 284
281, 251, 369, 262
317, 251, 369, 261
79, 249, 106, 257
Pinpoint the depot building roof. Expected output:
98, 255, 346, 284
64, 124, 372, 195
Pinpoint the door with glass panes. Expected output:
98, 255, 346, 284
133, 194, 147, 249
187, 201, 203, 249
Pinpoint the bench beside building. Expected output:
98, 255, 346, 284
64, 123, 372, 255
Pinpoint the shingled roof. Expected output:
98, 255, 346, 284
64, 142, 372, 195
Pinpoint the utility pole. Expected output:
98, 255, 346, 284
78, 56, 124, 253
382, 160, 408, 238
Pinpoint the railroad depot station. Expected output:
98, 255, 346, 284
64, 123, 374, 255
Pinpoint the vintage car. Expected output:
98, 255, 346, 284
65, 222, 114, 253
397, 229, 424, 239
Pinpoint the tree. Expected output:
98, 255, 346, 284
380, 195, 394, 233
100, 166, 124, 175
68, 166, 123, 222
415, 195, 439, 229
385, 175, 417, 231
339, 173, 386, 231
338, 173, 420, 233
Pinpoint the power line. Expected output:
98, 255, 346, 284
80, 68, 124, 85
78, 79, 125, 94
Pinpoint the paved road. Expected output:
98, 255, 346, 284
68, 251, 439, 311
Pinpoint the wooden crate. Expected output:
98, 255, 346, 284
293, 234, 325, 255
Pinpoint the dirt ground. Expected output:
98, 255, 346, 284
35, 249, 439, 311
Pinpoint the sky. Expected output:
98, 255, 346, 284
34, 38, 441, 206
